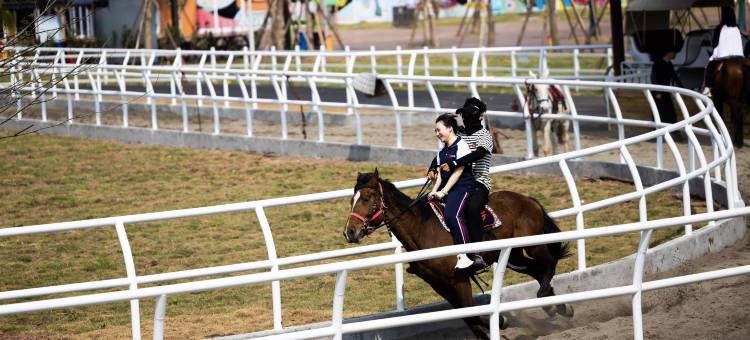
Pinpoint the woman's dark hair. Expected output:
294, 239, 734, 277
721, 6, 738, 27
456, 97, 487, 120
436, 113, 459, 133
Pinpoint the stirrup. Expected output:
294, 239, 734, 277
470, 254, 489, 273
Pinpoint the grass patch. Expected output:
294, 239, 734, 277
0, 133, 704, 338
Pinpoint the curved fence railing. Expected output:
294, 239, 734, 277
0, 74, 746, 339
1, 59, 703, 161
8, 44, 613, 81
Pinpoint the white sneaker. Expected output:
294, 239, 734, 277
455, 253, 474, 270
702, 87, 712, 97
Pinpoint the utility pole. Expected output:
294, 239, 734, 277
609, 0, 624, 76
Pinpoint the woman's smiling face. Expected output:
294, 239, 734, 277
435, 121, 452, 143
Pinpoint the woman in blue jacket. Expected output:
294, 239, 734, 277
428, 114, 482, 271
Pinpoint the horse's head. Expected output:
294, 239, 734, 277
528, 70, 551, 112
343, 169, 387, 243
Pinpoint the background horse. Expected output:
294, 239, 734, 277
711, 57, 750, 148
342, 170, 573, 339
526, 71, 572, 156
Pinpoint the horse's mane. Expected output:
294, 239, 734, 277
355, 173, 435, 222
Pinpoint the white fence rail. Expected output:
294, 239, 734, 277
4, 59, 696, 164
9, 44, 614, 81
0, 72, 746, 339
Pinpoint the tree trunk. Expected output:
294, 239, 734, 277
478, 0, 486, 47
426, 0, 436, 47
547, 0, 558, 45
304, 0, 314, 49
170, 0, 180, 37
562, 4, 580, 45
516, 0, 533, 46
143, 0, 153, 49
485, 0, 495, 46
271, 0, 286, 50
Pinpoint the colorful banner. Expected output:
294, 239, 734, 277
334, 0, 593, 24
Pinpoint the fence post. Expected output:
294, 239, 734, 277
197, 53, 207, 108
489, 249, 511, 339
396, 45, 403, 88
332, 270, 348, 340
370, 45, 377, 74
559, 159, 586, 271
391, 233, 405, 311
223, 54, 234, 108
115, 221, 141, 340
451, 46, 459, 87
407, 51, 416, 108
153, 294, 167, 340
73, 50, 83, 100
255, 207, 283, 330
573, 48, 580, 90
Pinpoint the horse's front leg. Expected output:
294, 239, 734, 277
427, 280, 500, 339
542, 119, 553, 156
560, 118, 571, 153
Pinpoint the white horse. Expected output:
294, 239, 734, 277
526, 71, 571, 157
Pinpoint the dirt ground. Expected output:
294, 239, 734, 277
497, 228, 750, 340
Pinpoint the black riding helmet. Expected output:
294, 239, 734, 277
456, 97, 487, 133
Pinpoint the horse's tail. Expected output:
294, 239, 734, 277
532, 197, 572, 260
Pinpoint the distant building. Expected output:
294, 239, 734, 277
2, 0, 108, 46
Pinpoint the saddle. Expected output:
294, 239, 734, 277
427, 200, 502, 233
712, 56, 748, 74
548, 85, 568, 111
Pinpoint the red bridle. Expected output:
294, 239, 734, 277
348, 182, 387, 236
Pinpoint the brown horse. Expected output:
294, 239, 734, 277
712, 57, 750, 147
342, 170, 573, 339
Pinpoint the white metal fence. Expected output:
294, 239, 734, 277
9, 44, 614, 81
1, 70, 747, 339
4, 49, 668, 162
4, 45, 618, 128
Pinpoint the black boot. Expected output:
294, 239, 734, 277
469, 254, 488, 272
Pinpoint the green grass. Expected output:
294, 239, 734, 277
0, 133, 705, 338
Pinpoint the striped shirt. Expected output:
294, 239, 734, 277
459, 128, 493, 191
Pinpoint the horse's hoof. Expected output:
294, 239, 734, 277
542, 305, 557, 317
499, 314, 509, 330
471, 324, 491, 340
556, 304, 574, 318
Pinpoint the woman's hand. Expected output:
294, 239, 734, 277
427, 169, 438, 181
428, 191, 447, 200
439, 162, 455, 172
